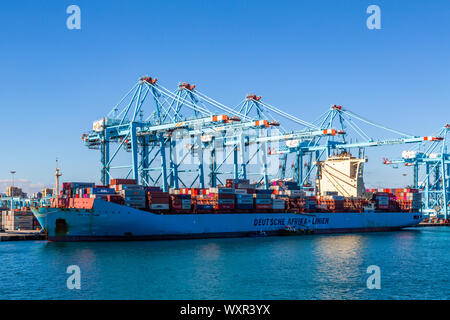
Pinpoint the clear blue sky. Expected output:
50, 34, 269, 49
0, 0, 449, 193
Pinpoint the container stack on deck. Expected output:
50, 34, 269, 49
254, 189, 273, 211
62, 182, 95, 198
394, 189, 422, 211
111, 180, 145, 208
344, 197, 367, 212
209, 187, 236, 212
367, 188, 422, 212
270, 180, 307, 212
50, 178, 423, 214
236, 193, 253, 211
317, 195, 345, 212
169, 190, 190, 213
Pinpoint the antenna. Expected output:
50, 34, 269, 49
10, 170, 16, 188
55, 158, 62, 197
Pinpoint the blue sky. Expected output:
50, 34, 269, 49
0, 0, 449, 193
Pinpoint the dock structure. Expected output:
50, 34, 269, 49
416, 222, 450, 227
0, 197, 50, 211
80, 76, 444, 217
1, 209, 42, 233
0, 231, 46, 241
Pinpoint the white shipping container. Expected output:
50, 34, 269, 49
209, 187, 234, 194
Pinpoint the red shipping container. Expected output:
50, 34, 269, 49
110, 179, 137, 185
150, 199, 170, 204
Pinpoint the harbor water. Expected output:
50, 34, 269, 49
0, 227, 448, 300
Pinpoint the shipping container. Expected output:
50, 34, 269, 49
110, 179, 137, 185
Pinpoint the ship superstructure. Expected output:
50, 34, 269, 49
316, 152, 368, 198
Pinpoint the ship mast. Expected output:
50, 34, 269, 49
55, 158, 62, 197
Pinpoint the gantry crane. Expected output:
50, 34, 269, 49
384, 124, 449, 219
267, 104, 443, 189
83, 76, 335, 191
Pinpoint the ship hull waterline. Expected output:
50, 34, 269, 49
31, 200, 423, 242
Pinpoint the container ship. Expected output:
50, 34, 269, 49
32, 153, 423, 241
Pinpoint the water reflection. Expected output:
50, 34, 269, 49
314, 235, 365, 260
312, 235, 366, 299
43, 242, 97, 268
1, 228, 446, 299
196, 242, 222, 261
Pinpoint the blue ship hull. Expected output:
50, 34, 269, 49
31, 199, 423, 241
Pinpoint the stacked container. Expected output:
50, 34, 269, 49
147, 190, 170, 211
62, 182, 95, 198
209, 187, 235, 211
316, 195, 345, 212
193, 193, 215, 213
394, 189, 421, 211
254, 189, 272, 211
116, 185, 146, 208
1, 210, 34, 231
344, 197, 367, 212
86, 187, 116, 199
170, 194, 191, 213
272, 198, 286, 212
110, 179, 137, 185
106, 195, 125, 205
226, 179, 251, 189
270, 180, 304, 197
235, 193, 253, 210
374, 192, 390, 210
303, 196, 317, 211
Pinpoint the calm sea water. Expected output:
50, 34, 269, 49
0, 227, 448, 300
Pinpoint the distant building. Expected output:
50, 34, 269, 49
6, 186, 22, 197
31, 192, 43, 199
42, 188, 53, 198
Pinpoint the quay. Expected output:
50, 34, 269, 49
0, 230, 47, 241
415, 222, 450, 227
